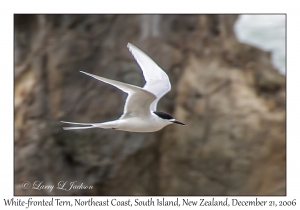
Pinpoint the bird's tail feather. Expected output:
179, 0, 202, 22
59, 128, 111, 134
61, 120, 118, 130
61, 121, 93, 126
63, 126, 94, 130
61, 121, 95, 130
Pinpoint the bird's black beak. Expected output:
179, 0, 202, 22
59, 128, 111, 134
172, 120, 186, 126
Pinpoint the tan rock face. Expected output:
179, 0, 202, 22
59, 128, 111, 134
14, 14, 285, 195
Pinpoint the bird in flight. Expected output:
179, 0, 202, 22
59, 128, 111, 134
61, 43, 186, 132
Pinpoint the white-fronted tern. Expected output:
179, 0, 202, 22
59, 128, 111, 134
61, 43, 186, 132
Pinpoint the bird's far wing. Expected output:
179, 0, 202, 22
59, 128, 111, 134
127, 43, 171, 111
80, 71, 156, 118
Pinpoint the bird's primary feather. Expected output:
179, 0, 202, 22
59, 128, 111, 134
127, 43, 171, 111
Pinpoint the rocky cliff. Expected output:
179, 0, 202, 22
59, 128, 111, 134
14, 14, 285, 195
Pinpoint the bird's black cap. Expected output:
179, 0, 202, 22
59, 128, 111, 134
153, 111, 186, 126
153, 111, 173, 120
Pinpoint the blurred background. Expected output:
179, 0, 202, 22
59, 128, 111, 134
14, 14, 286, 195
235, 15, 285, 74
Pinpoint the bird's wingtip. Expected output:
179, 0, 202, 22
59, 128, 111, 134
80, 71, 90, 76
127, 43, 135, 49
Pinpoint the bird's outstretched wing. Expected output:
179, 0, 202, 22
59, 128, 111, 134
80, 71, 156, 118
127, 43, 171, 111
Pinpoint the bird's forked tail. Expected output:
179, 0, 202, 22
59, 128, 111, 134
61, 120, 118, 130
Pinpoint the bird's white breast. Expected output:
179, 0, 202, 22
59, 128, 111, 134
116, 115, 171, 132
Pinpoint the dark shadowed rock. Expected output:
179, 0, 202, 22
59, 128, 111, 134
14, 14, 285, 195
